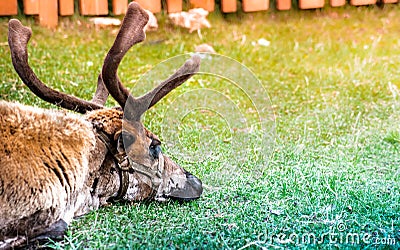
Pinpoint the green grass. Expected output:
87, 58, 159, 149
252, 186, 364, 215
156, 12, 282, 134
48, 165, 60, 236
1, 5, 400, 249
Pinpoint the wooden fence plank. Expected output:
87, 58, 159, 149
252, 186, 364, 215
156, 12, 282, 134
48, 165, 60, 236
166, 0, 183, 13
330, 0, 346, 6
59, 0, 74, 16
134, 0, 162, 13
0, 0, 18, 16
190, 0, 215, 12
80, 0, 109, 15
242, 0, 269, 12
276, 0, 291, 10
221, 0, 237, 13
39, 0, 58, 28
24, 0, 39, 15
112, 0, 128, 15
350, 0, 377, 5
299, 0, 324, 9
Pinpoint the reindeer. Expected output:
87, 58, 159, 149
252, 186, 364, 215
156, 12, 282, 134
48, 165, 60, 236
0, 3, 202, 249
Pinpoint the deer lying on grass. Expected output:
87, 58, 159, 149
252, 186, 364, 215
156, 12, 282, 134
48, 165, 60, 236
0, 2, 202, 248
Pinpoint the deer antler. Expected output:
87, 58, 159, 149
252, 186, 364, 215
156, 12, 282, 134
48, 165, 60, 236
124, 56, 201, 120
102, 2, 201, 120
8, 19, 106, 113
91, 75, 109, 105
137, 55, 201, 110
101, 2, 148, 108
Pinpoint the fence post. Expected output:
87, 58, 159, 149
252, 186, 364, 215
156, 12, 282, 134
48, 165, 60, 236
190, 0, 215, 12
39, 0, 58, 28
166, 0, 183, 13
0, 0, 18, 15
113, 0, 128, 15
242, 0, 269, 12
24, 0, 39, 15
350, 0, 377, 5
330, 0, 346, 6
134, 0, 162, 13
221, 0, 237, 13
276, 0, 291, 10
299, 0, 325, 9
59, 0, 74, 16
80, 0, 109, 15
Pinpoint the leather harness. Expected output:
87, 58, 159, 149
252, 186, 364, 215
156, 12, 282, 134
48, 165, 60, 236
97, 131, 163, 201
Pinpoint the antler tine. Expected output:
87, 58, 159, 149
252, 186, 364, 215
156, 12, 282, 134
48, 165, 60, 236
8, 19, 103, 114
125, 55, 201, 121
91, 75, 109, 105
139, 55, 201, 109
101, 2, 149, 108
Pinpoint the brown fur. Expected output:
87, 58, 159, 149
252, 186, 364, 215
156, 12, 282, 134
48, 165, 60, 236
0, 102, 132, 241
0, 100, 201, 248
0, 101, 95, 237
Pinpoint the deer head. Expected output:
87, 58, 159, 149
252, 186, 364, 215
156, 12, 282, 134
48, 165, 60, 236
7, 2, 203, 204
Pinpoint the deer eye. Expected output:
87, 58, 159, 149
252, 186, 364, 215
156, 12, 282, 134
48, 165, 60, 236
122, 131, 136, 148
149, 138, 161, 159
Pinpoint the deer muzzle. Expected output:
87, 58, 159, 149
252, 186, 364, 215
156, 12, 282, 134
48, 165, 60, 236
158, 155, 203, 201
168, 171, 203, 201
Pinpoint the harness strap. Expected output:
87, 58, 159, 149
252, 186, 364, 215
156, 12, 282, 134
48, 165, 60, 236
97, 131, 130, 201
129, 159, 163, 200
97, 131, 163, 201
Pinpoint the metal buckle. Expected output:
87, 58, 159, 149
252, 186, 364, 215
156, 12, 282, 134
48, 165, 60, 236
115, 152, 130, 171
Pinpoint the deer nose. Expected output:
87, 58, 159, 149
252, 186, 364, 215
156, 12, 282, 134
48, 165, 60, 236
149, 144, 161, 159
169, 172, 203, 201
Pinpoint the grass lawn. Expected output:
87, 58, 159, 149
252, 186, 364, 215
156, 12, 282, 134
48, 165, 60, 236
1, 5, 399, 249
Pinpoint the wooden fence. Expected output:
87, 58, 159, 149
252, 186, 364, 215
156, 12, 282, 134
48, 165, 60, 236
0, 0, 398, 28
